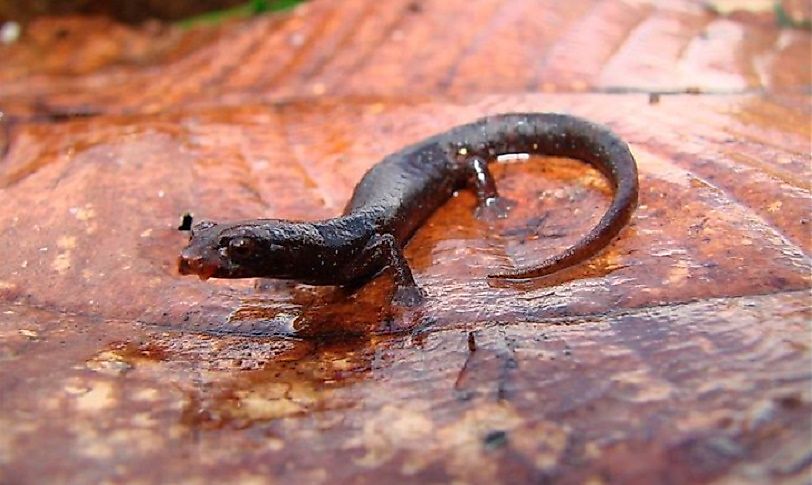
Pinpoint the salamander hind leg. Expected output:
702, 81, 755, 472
463, 156, 515, 221
346, 233, 424, 306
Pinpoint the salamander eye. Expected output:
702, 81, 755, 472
226, 237, 257, 258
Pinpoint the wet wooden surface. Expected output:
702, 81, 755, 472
1, 1, 810, 483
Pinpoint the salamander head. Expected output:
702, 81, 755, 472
178, 220, 293, 280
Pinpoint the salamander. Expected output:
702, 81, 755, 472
178, 113, 638, 306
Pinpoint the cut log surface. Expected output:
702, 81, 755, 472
0, 1, 810, 484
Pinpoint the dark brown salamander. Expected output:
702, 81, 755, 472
178, 113, 638, 305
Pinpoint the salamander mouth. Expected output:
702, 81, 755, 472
178, 251, 222, 280
194, 263, 218, 280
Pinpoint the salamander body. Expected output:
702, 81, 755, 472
178, 113, 639, 305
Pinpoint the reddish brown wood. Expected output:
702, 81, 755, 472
0, 1, 810, 483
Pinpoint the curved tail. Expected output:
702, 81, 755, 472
481, 114, 639, 280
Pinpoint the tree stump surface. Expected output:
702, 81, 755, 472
0, 1, 810, 483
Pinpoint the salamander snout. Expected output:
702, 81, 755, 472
178, 247, 219, 280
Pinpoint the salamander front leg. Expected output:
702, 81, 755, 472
349, 233, 424, 306
463, 156, 514, 220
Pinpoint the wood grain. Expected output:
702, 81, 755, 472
0, 1, 809, 483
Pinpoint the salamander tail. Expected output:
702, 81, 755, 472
488, 178, 638, 281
